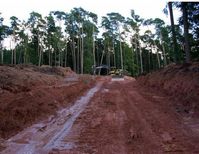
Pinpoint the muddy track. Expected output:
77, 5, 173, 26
2, 77, 199, 153
2, 81, 104, 154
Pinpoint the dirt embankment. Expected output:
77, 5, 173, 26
138, 62, 199, 116
0, 65, 95, 140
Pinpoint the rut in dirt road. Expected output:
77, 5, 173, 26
2, 77, 199, 154
2, 81, 103, 154
54, 77, 199, 154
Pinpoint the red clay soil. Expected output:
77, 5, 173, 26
50, 77, 199, 153
138, 62, 199, 117
0, 65, 96, 140
1, 64, 199, 153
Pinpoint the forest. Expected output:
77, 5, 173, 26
0, 2, 198, 76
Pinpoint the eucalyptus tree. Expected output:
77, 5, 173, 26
167, 2, 179, 63
181, 2, 191, 63
10, 16, 21, 64
128, 10, 144, 74
46, 12, 56, 66
145, 18, 168, 67
64, 12, 76, 72
52, 11, 66, 66
101, 12, 125, 70
17, 21, 30, 64
65, 8, 88, 73
27, 12, 46, 66
88, 12, 98, 69
0, 14, 8, 64
153, 18, 169, 66
125, 17, 138, 75
101, 16, 112, 68
178, 2, 199, 61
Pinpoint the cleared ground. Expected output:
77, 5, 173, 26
2, 76, 199, 153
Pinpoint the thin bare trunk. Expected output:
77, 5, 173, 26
148, 50, 151, 72
107, 42, 110, 68
160, 32, 167, 66
58, 51, 61, 66
81, 25, 84, 74
131, 42, 134, 75
168, 2, 178, 63
1, 50, 3, 64
38, 46, 42, 67
37, 32, 41, 66
135, 40, 139, 75
138, 42, 143, 73
77, 36, 80, 74
72, 36, 76, 72
156, 49, 160, 69
65, 44, 67, 67
119, 33, 123, 71
92, 26, 96, 67
0, 43, 3, 64
182, 2, 191, 63
113, 40, 116, 67
10, 40, 13, 64
137, 35, 143, 74
99, 51, 104, 75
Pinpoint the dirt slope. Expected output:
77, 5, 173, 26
0, 65, 95, 141
138, 62, 199, 117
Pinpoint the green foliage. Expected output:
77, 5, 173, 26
0, 4, 198, 75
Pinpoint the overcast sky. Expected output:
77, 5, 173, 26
0, 0, 182, 26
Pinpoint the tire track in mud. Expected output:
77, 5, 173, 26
2, 82, 103, 154
59, 78, 199, 153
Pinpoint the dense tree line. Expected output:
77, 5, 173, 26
0, 2, 198, 76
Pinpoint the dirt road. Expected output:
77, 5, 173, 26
2, 77, 199, 153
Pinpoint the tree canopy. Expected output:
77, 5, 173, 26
0, 2, 198, 75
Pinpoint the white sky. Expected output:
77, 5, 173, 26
0, 0, 181, 26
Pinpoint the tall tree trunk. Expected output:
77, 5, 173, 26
81, 25, 84, 74
135, 39, 139, 75
0, 44, 3, 64
13, 31, 16, 65
148, 50, 151, 72
24, 38, 28, 64
54, 49, 56, 66
131, 42, 134, 75
65, 43, 67, 67
99, 51, 104, 75
119, 33, 123, 71
72, 36, 76, 72
11, 40, 13, 64
14, 47, 16, 65
37, 32, 41, 66
160, 32, 167, 66
168, 2, 179, 63
107, 42, 110, 68
182, 2, 191, 63
1, 51, 3, 64
48, 49, 51, 66
113, 39, 116, 67
58, 50, 61, 66
38, 46, 42, 67
92, 26, 96, 67
13, 38, 16, 64
1, 50, 3, 64
156, 48, 160, 69
139, 41, 143, 74
77, 36, 80, 74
